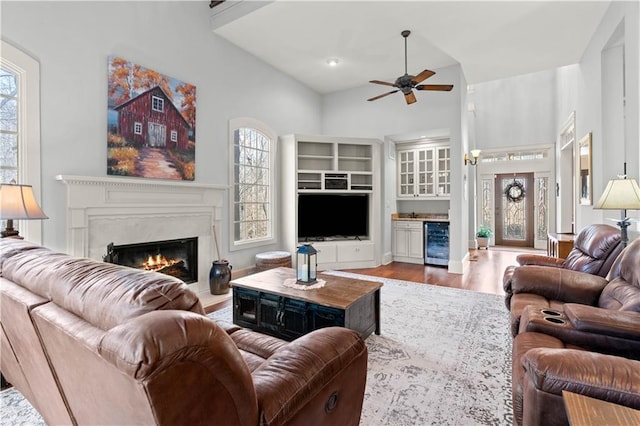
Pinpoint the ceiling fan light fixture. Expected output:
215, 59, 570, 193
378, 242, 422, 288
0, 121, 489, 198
367, 30, 453, 105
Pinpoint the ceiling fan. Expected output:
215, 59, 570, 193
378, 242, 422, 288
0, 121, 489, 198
367, 30, 454, 105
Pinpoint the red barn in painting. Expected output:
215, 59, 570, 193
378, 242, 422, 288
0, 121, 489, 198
114, 86, 191, 150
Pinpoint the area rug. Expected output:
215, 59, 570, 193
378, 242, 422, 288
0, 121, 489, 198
0, 272, 512, 426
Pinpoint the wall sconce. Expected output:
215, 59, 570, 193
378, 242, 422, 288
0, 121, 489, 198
594, 174, 640, 248
296, 243, 318, 285
464, 149, 481, 166
0, 182, 48, 238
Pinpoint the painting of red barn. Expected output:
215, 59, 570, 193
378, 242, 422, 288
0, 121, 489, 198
107, 56, 196, 180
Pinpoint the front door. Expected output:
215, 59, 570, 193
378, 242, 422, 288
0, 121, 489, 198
494, 173, 534, 247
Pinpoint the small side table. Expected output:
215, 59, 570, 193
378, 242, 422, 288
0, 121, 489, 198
563, 390, 640, 426
547, 233, 575, 259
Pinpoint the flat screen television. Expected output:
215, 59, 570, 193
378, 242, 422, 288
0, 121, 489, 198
298, 194, 369, 240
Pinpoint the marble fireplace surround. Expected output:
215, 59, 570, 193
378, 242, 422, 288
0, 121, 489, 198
56, 175, 228, 294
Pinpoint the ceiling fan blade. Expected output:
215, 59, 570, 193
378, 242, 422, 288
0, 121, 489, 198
369, 80, 397, 87
415, 84, 454, 91
367, 90, 399, 101
404, 91, 417, 105
411, 69, 435, 84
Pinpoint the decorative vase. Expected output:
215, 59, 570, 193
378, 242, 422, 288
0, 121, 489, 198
209, 260, 232, 295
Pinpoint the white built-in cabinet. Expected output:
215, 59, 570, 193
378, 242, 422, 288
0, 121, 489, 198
397, 142, 450, 198
281, 134, 381, 270
392, 220, 424, 264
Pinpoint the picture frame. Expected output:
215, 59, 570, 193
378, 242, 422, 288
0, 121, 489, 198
577, 132, 592, 205
107, 56, 196, 181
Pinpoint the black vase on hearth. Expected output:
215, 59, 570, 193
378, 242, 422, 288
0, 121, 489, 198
209, 260, 232, 295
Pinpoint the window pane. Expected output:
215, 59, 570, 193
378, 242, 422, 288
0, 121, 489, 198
0, 67, 17, 96
0, 98, 17, 131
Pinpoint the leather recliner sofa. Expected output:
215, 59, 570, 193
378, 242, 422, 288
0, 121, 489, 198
503, 224, 622, 309
505, 235, 638, 338
508, 237, 640, 425
0, 239, 368, 425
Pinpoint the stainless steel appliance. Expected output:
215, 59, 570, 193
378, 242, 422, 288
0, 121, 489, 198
424, 221, 449, 266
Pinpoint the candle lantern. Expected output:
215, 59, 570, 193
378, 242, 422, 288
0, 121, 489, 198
296, 243, 317, 284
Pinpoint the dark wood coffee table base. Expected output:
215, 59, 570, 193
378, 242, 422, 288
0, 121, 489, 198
230, 267, 382, 341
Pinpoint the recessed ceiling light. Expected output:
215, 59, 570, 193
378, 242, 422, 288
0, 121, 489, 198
326, 58, 340, 67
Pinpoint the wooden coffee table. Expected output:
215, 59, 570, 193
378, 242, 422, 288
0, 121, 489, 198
230, 267, 382, 341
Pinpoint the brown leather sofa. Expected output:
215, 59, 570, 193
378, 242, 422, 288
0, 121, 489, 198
503, 224, 622, 309
0, 239, 368, 425
505, 235, 639, 337
511, 331, 640, 426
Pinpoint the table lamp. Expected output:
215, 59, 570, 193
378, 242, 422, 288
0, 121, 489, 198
0, 182, 48, 238
594, 175, 640, 247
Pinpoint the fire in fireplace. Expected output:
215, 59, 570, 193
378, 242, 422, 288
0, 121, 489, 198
103, 237, 198, 284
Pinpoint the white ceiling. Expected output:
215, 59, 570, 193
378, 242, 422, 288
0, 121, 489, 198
211, 0, 611, 94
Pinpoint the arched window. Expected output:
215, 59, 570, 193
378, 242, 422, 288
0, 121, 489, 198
229, 118, 276, 250
1, 41, 42, 243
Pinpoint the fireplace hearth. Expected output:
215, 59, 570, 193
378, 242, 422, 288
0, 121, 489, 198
104, 238, 198, 284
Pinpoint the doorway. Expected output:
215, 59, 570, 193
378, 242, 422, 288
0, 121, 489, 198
494, 173, 534, 247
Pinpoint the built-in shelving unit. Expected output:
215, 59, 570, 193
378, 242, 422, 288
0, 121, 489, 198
281, 134, 382, 270
296, 141, 373, 192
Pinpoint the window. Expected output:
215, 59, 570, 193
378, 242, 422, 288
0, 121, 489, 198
134, 122, 142, 135
151, 96, 164, 112
229, 118, 276, 250
0, 41, 42, 243
170, 130, 177, 142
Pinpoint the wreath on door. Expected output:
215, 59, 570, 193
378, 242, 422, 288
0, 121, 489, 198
505, 180, 526, 202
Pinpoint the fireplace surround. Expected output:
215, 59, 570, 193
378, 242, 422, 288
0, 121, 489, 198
56, 175, 227, 294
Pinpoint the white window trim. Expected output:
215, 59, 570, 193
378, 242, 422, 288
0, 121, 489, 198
151, 95, 164, 112
1, 41, 42, 243
134, 122, 142, 135
228, 117, 277, 251
170, 130, 177, 142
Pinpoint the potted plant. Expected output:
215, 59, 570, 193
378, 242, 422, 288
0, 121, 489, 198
476, 225, 493, 249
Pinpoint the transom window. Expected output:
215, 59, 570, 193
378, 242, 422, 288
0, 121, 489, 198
151, 96, 164, 112
229, 118, 276, 249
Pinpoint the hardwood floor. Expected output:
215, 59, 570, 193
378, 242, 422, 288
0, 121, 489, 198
343, 246, 544, 296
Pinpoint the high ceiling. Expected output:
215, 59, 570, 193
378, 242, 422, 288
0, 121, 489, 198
211, 1, 611, 94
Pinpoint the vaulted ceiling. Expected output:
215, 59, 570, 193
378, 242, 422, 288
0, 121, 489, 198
211, 1, 611, 94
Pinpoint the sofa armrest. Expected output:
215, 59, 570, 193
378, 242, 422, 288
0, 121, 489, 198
517, 253, 566, 268
522, 348, 640, 408
565, 304, 640, 340
511, 266, 608, 305
251, 327, 367, 425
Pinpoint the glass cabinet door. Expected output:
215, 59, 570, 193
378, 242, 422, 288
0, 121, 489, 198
417, 148, 434, 195
437, 147, 450, 195
398, 150, 415, 196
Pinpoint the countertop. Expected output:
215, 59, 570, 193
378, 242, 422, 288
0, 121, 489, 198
391, 213, 449, 222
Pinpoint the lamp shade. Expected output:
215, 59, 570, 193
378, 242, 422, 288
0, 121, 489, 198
0, 184, 48, 220
594, 178, 640, 210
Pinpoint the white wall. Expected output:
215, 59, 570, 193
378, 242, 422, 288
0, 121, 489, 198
555, 1, 639, 236
468, 69, 557, 150
1, 1, 322, 268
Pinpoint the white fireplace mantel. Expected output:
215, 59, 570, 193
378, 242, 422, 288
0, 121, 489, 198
56, 174, 229, 293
